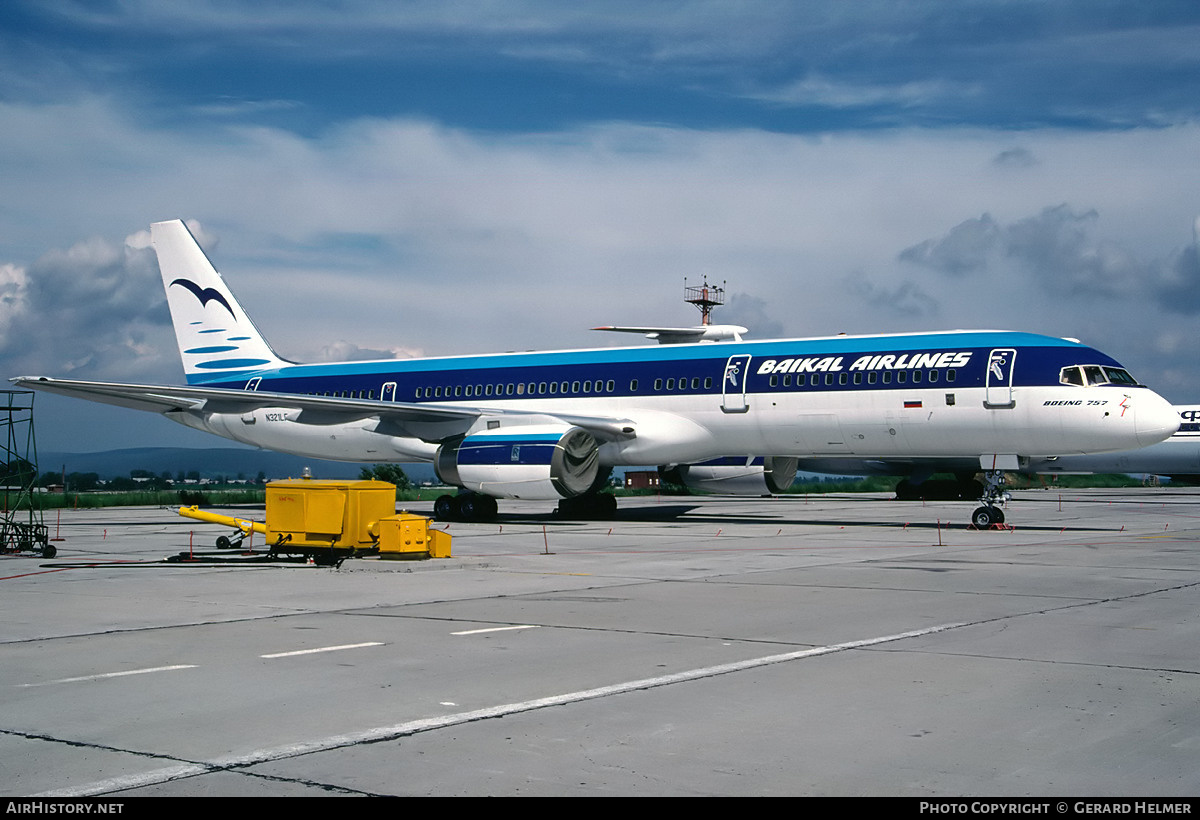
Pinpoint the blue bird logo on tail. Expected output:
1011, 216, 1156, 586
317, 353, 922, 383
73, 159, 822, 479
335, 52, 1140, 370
170, 278, 236, 320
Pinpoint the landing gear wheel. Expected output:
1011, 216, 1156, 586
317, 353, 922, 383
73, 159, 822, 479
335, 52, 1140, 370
971, 505, 1005, 528
434, 494, 458, 521
434, 493, 498, 522
457, 494, 498, 522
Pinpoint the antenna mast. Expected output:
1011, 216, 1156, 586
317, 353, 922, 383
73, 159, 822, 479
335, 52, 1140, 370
684, 276, 726, 326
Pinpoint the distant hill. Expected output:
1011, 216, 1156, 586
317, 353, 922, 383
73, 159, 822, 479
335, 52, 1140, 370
38, 447, 437, 484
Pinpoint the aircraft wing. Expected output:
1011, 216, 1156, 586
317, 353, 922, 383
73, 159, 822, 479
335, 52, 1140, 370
11, 376, 637, 444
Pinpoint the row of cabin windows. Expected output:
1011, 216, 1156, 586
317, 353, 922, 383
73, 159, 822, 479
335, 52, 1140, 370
653, 377, 714, 391
305, 369, 957, 400
769, 369, 957, 388
416, 379, 619, 400
309, 389, 376, 399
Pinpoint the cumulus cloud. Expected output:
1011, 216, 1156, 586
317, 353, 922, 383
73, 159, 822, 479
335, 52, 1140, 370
0, 231, 176, 382
899, 205, 1144, 299
720, 293, 784, 339
898, 214, 1000, 277
1148, 223, 1200, 314
310, 340, 425, 362
845, 273, 940, 319
992, 147, 1038, 169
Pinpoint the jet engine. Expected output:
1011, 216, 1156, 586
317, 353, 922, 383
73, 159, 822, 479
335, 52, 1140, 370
660, 456, 798, 495
435, 425, 600, 500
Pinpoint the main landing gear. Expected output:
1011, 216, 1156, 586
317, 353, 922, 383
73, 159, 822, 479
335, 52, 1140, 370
432, 491, 619, 522
434, 492, 498, 522
971, 469, 1011, 529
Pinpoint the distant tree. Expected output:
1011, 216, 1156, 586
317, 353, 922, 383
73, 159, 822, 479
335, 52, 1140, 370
1, 458, 36, 487
359, 464, 411, 490
66, 472, 101, 492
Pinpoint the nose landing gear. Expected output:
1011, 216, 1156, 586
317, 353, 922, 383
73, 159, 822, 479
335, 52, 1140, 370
971, 469, 1011, 529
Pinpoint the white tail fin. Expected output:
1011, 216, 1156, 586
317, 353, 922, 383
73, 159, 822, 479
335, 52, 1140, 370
151, 220, 289, 383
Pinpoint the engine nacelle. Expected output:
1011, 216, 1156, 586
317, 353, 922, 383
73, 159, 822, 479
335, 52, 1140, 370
435, 425, 600, 500
660, 456, 798, 495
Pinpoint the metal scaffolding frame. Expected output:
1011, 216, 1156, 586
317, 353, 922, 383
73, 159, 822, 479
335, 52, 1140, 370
1, 390, 51, 557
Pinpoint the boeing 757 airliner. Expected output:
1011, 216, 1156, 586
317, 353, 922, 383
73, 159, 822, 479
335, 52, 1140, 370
13, 220, 1180, 527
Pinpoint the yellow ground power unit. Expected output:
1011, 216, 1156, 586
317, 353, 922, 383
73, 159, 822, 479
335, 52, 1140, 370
377, 512, 452, 559
177, 479, 451, 561
264, 479, 396, 552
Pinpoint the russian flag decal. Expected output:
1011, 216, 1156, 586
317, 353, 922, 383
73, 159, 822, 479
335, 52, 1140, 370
904, 400, 922, 409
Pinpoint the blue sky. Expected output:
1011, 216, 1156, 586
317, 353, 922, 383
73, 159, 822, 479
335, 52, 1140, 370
3, 1, 1200, 453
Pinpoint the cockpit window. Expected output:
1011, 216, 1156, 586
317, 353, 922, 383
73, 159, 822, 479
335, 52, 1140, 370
1103, 367, 1139, 386
1061, 364, 1141, 387
1059, 366, 1084, 386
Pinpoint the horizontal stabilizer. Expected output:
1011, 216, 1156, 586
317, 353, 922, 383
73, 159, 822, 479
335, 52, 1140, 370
592, 324, 747, 344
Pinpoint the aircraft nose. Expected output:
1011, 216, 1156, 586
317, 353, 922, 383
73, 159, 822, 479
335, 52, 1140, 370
1135, 391, 1180, 447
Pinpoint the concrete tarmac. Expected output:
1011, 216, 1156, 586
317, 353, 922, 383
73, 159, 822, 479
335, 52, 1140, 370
2, 488, 1199, 797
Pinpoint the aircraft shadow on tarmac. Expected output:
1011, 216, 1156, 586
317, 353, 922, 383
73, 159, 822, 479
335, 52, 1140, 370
481, 501, 1112, 532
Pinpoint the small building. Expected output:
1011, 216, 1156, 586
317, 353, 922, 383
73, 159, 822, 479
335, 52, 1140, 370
624, 470, 661, 490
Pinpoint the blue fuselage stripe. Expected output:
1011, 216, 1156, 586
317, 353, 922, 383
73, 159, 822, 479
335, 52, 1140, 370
185, 332, 1127, 401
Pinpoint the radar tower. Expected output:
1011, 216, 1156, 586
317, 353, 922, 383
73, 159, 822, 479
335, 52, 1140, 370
684, 276, 726, 326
